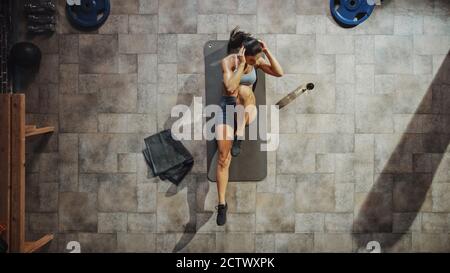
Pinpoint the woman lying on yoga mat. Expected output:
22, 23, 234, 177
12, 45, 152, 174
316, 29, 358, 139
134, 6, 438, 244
215, 27, 284, 225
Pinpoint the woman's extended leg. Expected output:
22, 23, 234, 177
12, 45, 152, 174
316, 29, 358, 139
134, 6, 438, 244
216, 124, 233, 205
215, 123, 233, 225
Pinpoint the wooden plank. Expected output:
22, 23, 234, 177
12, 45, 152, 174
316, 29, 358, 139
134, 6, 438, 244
0, 94, 11, 249
10, 94, 25, 252
24, 234, 54, 253
25, 126, 55, 137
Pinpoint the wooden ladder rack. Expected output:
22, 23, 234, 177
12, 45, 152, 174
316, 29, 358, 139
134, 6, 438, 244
0, 94, 54, 253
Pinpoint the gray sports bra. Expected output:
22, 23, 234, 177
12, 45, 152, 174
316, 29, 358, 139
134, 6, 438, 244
233, 55, 257, 86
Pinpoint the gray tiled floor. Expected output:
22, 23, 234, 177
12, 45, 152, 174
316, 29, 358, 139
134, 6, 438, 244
21, 0, 450, 252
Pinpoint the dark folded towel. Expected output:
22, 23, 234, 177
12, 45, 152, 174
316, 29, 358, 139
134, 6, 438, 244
142, 129, 194, 185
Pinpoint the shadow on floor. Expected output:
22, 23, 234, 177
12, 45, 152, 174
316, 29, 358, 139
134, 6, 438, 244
353, 51, 450, 251
161, 76, 213, 252
166, 179, 213, 253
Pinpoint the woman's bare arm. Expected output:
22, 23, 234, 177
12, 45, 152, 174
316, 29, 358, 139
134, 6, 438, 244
256, 40, 284, 77
222, 47, 246, 95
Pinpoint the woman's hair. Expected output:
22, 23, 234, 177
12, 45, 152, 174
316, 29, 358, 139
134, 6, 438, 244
227, 26, 262, 56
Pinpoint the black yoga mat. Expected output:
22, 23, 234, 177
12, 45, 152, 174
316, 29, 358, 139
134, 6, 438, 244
204, 40, 267, 182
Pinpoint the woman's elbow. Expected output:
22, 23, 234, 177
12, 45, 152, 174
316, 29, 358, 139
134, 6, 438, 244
226, 87, 235, 94
274, 67, 284, 77
224, 85, 232, 93
224, 83, 236, 93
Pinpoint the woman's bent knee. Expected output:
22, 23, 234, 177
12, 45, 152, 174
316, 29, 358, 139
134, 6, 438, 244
218, 152, 231, 169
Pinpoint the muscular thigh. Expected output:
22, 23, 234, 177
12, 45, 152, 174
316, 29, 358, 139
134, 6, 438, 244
216, 125, 233, 159
216, 124, 234, 141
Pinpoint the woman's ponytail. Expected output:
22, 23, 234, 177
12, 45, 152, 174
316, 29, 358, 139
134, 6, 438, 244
227, 26, 262, 56
227, 26, 251, 54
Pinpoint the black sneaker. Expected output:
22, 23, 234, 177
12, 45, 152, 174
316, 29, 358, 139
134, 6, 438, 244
216, 203, 228, 226
231, 136, 243, 157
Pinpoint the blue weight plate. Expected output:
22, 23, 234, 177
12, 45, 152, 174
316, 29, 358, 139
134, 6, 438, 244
66, 0, 110, 29
330, 0, 375, 28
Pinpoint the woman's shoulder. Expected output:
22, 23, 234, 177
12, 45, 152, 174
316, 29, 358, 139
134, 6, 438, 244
222, 54, 236, 63
221, 54, 237, 69
254, 55, 266, 69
